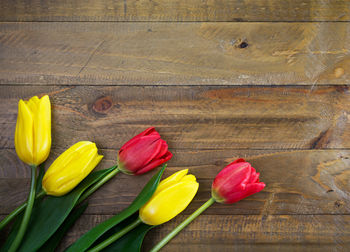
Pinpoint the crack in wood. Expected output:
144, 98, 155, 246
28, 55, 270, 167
76, 40, 105, 76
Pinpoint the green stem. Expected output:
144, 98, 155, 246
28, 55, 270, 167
150, 197, 216, 252
0, 190, 45, 231
8, 165, 38, 252
87, 217, 143, 252
77, 166, 119, 205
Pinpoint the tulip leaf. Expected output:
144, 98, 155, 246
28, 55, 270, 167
98, 214, 153, 252
0, 212, 23, 252
65, 164, 166, 252
0, 195, 45, 252
38, 202, 89, 252
14, 166, 116, 252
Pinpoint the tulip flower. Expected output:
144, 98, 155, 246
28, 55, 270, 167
118, 127, 172, 175
88, 169, 199, 252
150, 158, 265, 252
15, 95, 51, 166
8, 95, 51, 252
42, 141, 104, 196
211, 158, 265, 204
139, 169, 199, 225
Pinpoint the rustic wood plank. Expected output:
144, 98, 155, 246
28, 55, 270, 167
49, 214, 350, 251
1, 149, 350, 215
0, 0, 349, 22
1, 23, 350, 85
2, 214, 348, 251
1, 85, 350, 150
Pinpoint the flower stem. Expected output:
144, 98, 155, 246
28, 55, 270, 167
150, 197, 216, 252
87, 217, 143, 252
8, 165, 38, 252
77, 165, 119, 205
0, 190, 45, 231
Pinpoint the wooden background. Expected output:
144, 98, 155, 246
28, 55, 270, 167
1, 0, 350, 251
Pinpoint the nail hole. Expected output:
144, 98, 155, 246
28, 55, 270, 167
334, 200, 342, 208
238, 41, 248, 49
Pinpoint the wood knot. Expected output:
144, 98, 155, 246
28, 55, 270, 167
92, 96, 113, 114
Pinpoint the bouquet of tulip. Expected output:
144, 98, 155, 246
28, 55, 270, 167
0, 95, 265, 252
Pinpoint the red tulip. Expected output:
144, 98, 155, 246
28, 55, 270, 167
118, 127, 173, 175
211, 158, 265, 204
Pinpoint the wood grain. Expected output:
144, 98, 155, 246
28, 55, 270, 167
1, 149, 350, 215
2, 214, 348, 251
48, 214, 350, 251
1, 85, 350, 150
0, 0, 349, 22
1, 23, 350, 85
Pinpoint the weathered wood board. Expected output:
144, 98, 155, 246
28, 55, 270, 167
0, 23, 350, 85
0, 0, 349, 22
1, 85, 350, 150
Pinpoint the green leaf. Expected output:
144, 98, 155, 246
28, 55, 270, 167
66, 164, 166, 252
1, 182, 47, 252
14, 167, 116, 252
38, 202, 89, 252
0, 211, 23, 252
99, 214, 153, 252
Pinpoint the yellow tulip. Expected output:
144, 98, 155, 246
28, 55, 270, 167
139, 169, 199, 225
42, 141, 103, 196
15, 95, 51, 166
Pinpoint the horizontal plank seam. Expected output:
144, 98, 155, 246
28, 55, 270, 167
1, 84, 350, 88
1, 21, 350, 23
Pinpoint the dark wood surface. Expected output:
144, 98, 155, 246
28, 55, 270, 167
0, 0, 349, 21
1, 1, 350, 252
0, 23, 349, 85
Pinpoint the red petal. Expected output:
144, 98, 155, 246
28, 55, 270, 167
135, 151, 173, 175
153, 140, 168, 160
212, 161, 252, 198
248, 167, 260, 183
223, 182, 265, 204
119, 127, 159, 154
231, 158, 246, 164
119, 135, 162, 173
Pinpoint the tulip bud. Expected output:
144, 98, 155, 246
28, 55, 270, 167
139, 169, 199, 225
117, 127, 172, 175
42, 141, 103, 196
212, 158, 265, 204
15, 95, 51, 166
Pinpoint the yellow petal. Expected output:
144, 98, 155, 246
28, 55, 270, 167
33, 95, 51, 165
181, 174, 196, 182
42, 141, 94, 181
15, 100, 34, 165
26, 96, 40, 113
42, 141, 103, 196
154, 169, 188, 195
139, 180, 199, 225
